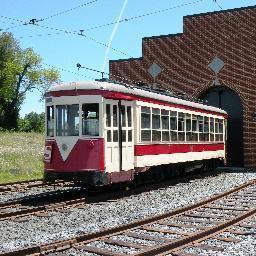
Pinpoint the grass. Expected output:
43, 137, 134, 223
0, 131, 44, 184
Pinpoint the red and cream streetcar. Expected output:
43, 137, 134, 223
44, 80, 227, 186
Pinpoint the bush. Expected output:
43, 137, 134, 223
18, 112, 45, 133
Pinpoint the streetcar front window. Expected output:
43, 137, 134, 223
82, 103, 99, 136
56, 104, 79, 136
46, 106, 54, 137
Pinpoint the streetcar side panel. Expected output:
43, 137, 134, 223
134, 100, 226, 169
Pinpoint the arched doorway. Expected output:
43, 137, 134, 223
200, 86, 244, 167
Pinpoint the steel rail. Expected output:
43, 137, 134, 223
0, 179, 44, 193
134, 207, 256, 255
0, 179, 255, 256
0, 179, 43, 187
0, 179, 69, 194
0, 189, 87, 220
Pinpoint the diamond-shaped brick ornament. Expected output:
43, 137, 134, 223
208, 56, 225, 74
148, 63, 161, 79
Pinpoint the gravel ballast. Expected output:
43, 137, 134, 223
0, 170, 256, 255
0, 185, 71, 204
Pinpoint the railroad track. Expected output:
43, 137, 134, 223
0, 171, 215, 222
0, 179, 71, 197
0, 179, 44, 193
1, 179, 255, 256
0, 187, 90, 221
0, 179, 81, 221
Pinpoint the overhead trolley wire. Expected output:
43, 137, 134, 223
0, 20, 22, 31
1, 0, 204, 33
34, 23, 133, 57
43, 62, 143, 87
41, 0, 99, 21
0, 14, 24, 23
0, 0, 98, 31
0, 0, 206, 72
0, 0, 204, 56
0, 14, 132, 58
85, 0, 204, 31
43, 62, 95, 81
213, 0, 223, 10
0, 0, 204, 57
0, 15, 27, 31
76, 63, 144, 86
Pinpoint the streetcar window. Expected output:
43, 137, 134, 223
161, 109, 169, 141
215, 118, 219, 134
128, 130, 132, 142
56, 104, 79, 136
141, 106, 151, 141
152, 108, 161, 141
185, 114, 192, 141
107, 130, 111, 142
170, 111, 177, 141
162, 131, 170, 141
210, 117, 214, 133
203, 116, 209, 141
106, 104, 111, 127
127, 106, 132, 127
82, 104, 99, 136
178, 112, 185, 141
185, 114, 191, 131
215, 119, 224, 141
198, 116, 204, 141
113, 105, 118, 127
127, 106, 132, 142
141, 107, 150, 128
192, 115, 198, 132
219, 120, 224, 141
198, 116, 204, 132
113, 130, 118, 142
141, 130, 151, 141
170, 111, 177, 130
178, 113, 185, 131
161, 110, 169, 130
46, 106, 54, 137
210, 117, 214, 141
191, 115, 198, 141
122, 130, 126, 142
121, 105, 126, 127
215, 118, 219, 141
219, 120, 223, 133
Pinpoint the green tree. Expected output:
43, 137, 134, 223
18, 112, 45, 133
0, 32, 60, 130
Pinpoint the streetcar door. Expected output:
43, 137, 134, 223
104, 100, 134, 173
120, 101, 134, 171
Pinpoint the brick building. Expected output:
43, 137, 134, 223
109, 5, 256, 168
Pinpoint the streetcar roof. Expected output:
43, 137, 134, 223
47, 81, 227, 115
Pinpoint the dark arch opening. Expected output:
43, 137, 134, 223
200, 86, 244, 167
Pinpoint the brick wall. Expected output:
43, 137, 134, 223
109, 5, 256, 167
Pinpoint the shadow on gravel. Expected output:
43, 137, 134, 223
2, 167, 255, 208
217, 167, 256, 173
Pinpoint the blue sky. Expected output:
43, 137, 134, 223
1, 0, 255, 117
